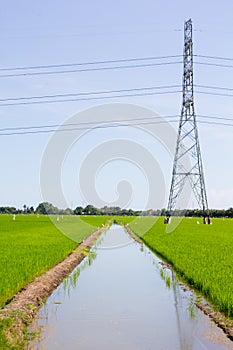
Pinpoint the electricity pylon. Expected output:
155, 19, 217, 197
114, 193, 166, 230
165, 19, 210, 223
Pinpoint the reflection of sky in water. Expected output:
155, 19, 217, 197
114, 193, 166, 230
95, 224, 134, 249
29, 225, 232, 350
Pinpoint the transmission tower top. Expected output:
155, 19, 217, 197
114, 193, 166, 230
165, 19, 211, 224
183, 19, 194, 120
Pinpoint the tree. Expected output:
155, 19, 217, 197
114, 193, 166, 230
35, 202, 59, 215
0, 206, 17, 214
59, 208, 74, 215
226, 207, 233, 218
127, 209, 135, 216
74, 206, 83, 215
83, 205, 100, 215
29, 206, 34, 214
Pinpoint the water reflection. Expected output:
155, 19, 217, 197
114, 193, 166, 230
59, 250, 98, 298
29, 225, 232, 350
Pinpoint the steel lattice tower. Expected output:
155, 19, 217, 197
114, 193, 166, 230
166, 19, 210, 223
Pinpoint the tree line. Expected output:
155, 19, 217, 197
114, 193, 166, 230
0, 203, 233, 218
0, 203, 140, 216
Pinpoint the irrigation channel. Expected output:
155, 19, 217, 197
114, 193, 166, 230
29, 224, 232, 349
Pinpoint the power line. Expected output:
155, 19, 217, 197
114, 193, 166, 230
1, 54, 233, 80
1, 81, 233, 108
0, 61, 182, 78
2, 84, 233, 104
196, 90, 233, 97
0, 119, 181, 136
0, 90, 182, 106
1, 54, 233, 74
0, 58, 233, 80
197, 114, 233, 122
0, 114, 233, 137
195, 84, 233, 92
1, 118, 232, 137
0, 115, 180, 132
198, 120, 233, 127
195, 61, 233, 69
2, 86, 233, 108
0, 55, 183, 72
195, 54, 233, 62
3, 53, 233, 73
0, 85, 181, 102
1, 114, 232, 133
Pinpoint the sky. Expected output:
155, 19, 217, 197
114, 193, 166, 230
0, 0, 233, 210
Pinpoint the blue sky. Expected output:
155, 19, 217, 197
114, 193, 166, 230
0, 0, 233, 210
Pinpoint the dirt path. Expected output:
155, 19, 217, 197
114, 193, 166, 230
0, 225, 107, 348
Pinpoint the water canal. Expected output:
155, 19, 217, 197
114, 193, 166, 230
29, 225, 233, 349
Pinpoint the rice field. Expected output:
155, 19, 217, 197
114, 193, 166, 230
0, 214, 109, 307
1, 213, 233, 349
128, 216, 233, 318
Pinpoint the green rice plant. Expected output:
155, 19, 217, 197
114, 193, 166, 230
0, 214, 109, 308
113, 216, 137, 226
79, 215, 112, 228
129, 216, 233, 318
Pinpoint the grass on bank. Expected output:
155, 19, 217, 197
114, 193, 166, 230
128, 216, 233, 318
0, 214, 110, 349
0, 214, 109, 308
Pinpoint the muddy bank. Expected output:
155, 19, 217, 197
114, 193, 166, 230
0, 224, 108, 348
124, 224, 233, 342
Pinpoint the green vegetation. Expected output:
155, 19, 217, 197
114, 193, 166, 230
2, 202, 233, 218
0, 214, 110, 349
128, 217, 233, 318
0, 317, 17, 350
2, 213, 233, 348
114, 216, 136, 225
0, 214, 108, 308
79, 215, 112, 227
